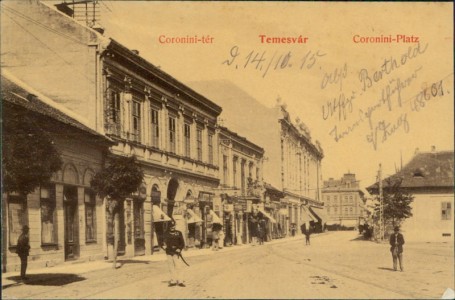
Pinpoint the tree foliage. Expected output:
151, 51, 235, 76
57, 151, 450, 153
376, 177, 414, 226
90, 155, 144, 201
2, 110, 63, 195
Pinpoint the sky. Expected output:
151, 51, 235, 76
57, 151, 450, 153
90, 1, 453, 188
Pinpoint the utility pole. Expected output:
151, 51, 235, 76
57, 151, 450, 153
378, 163, 384, 241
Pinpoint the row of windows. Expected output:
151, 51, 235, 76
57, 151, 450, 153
326, 195, 357, 203
106, 90, 214, 164
222, 155, 259, 191
327, 206, 356, 215
8, 186, 96, 247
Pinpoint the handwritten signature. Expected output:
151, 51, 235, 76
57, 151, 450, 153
222, 46, 326, 78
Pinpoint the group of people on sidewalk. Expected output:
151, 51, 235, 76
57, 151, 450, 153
12, 222, 405, 288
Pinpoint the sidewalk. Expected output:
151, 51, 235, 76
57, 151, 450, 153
2, 235, 307, 289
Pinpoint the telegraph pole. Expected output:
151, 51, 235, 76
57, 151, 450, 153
378, 163, 384, 241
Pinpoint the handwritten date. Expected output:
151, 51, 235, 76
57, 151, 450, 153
222, 46, 326, 78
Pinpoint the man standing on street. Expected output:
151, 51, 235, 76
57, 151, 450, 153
16, 225, 31, 280
163, 220, 186, 287
389, 226, 405, 272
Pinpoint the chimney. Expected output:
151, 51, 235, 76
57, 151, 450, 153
131, 50, 140, 55
431, 145, 436, 153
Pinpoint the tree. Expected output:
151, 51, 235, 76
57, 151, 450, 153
375, 177, 414, 228
2, 109, 63, 195
90, 155, 144, 268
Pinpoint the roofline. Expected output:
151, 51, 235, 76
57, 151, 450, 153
105, 39, 223, 116
219, 126, 265, 155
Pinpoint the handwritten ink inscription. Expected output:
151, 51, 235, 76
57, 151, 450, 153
222, 46, 326, 78
322, 42, 450, 150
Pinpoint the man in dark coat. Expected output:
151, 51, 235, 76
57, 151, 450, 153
163, 221, 186, 287
389, 226, 405, 271
16, 225, 30, 280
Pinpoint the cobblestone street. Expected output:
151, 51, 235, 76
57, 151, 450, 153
3, 231, 453, 299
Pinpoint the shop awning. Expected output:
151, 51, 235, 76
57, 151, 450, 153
309, 206, 329, 225
209, 210, 223, 224
186, 208, 203, 224
301, 206, 317, 223
152, 205, 172, 222
258, 208, 277, 223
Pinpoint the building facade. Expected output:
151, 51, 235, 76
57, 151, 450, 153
2, 72, 113, 272
216, 126, 265, 246
367, 148, 454, 242
1, 0, 224, 258
322, 173, 366, 229
187, 82, 325, 236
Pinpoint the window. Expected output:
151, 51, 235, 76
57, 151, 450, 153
150, 108, 159, 147
106, 89, 121, 136
168, 117, 176, 153
349, 207, 353, 214
223, 155, 228, 185
208, 133, 213, 164
241, 159, 246, 195
256, 167, 259, 180
40, 186, 57, 245
184, 123, 191, 157
233, 156, 238, 187
334, 207, 338, 213
249, 162, 253, 179
442, 202, 452, 220
349, 196, 353, 203
131, 100, 141, 143
334, 196, 338, 201
327, 196, 330, 202
344, 207, 348, 215
197, 127, 203, 161
8, 195, 27, 247
85, 190, 97, 242
327, 207, 331, 214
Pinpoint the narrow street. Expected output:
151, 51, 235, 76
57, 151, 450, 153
3, 231, 453, 299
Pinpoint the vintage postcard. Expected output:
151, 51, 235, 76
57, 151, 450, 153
1, 1, 454, 299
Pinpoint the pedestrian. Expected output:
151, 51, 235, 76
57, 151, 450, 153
16, 225, 30, 280
389, 226, 405, 272
212, 223, 221, 251
163, 221, 186, 287
305, 230, 311, 245
291, 223, 296, 237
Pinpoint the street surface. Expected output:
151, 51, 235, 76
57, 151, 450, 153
3, 231, 454, 299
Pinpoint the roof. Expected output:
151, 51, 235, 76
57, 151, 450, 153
106, 39, 222, 117
219, 125, 265, 155
367, 150, 454, 191
1, 72, 112, 144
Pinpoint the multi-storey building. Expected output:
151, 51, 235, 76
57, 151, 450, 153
216, 126, 264, 245
188, 81, 325, 236
2, 0, 223, 259
322, 173, 365, 229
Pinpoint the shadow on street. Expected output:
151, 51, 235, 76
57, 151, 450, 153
377, 267, 396, 272
3, 273, 86, 288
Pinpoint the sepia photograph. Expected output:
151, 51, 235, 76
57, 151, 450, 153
1, 1, 454, 299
